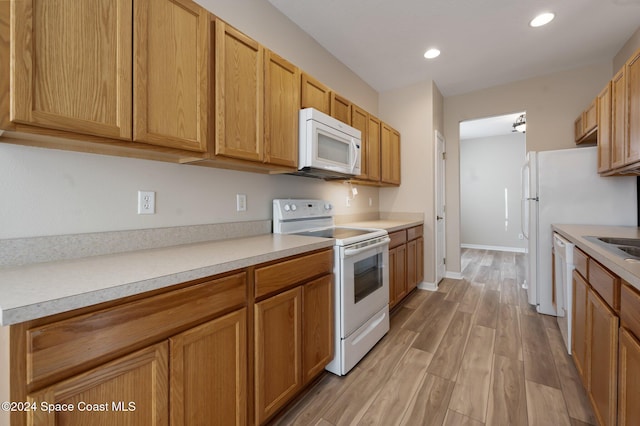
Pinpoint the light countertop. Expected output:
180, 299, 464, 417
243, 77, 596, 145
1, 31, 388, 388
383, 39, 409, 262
0, 234, 334, 326
342, 219, 424, 233
552, 224, 640, 291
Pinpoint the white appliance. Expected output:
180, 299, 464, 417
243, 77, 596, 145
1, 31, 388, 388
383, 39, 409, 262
296, 108, 361, 179
521, 146, 637, 315
272, 199, 390, 375
553, 232, 575, 354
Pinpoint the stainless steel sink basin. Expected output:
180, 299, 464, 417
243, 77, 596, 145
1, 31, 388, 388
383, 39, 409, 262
584, 236, 640, 261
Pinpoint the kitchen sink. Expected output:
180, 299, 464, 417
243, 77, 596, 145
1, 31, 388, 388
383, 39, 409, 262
584, 236, 640, 261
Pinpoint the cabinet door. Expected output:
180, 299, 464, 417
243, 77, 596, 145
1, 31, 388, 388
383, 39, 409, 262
264, 50, 299, 168
11, 0, 132, 139
302, 275, 334, 384
575, 115, 584, 142
215, 20, 264, 162
331, 93, 352, 125
381, 123, 401, 185
619, 327, 640, 426
255, 287, 302, 424
352, 105, 369, 180
598, 82, 613, 173
27, 342, 169, 425
417, 236, 424, 284
394, 244, 407, 304
134, 0, 209, 152
368, 115, 382, 182
584, 99, 597, 134
407, 239, 417, 292
389, 247, 398, 308
170, 309, 247, 426
626, 49, 640, 166
572, 270, 589, 385
611, 68, 626, 169
588, 289, 619, 426
301, 73, 331, 114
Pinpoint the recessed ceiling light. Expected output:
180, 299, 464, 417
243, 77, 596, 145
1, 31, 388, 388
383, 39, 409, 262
424, 48, 441, 59
530, 12, 555, 27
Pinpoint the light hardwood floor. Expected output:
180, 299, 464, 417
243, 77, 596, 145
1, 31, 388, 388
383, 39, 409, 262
273, 248, 596, 426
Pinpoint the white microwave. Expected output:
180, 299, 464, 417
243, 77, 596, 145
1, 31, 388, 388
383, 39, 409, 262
297, 108, 361, 179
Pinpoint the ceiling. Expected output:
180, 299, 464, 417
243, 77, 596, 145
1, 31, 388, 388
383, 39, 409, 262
268, 0, 640, 97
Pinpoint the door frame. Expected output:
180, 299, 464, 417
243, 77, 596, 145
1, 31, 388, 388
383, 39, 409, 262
435, 130, 446, 285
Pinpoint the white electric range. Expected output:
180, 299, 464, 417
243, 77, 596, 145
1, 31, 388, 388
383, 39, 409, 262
273, 199, 390, 375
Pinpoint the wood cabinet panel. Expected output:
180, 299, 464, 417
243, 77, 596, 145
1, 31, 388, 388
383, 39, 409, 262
390, 244, 407, 309
407, 239, 418, 293
416, 236, 424, 284
330, 93, 351, 125
381, 123, 401, 185
300, 73, 331, 114
598, 82, 613, 173
215, 20, 264, 162
27, 342, 169, 426
388, 230, 407, 249
626, 49, 640, 166
352, 105, 369, 180
367, 115, 382, 182
618, 327, 640, 426
575, 115, 584, 142
302, 275, 333, 383
584, 99, 598, 134
254, 250, 332, 299
621, 282, 640, 339
407, 225, 424, 241
612, 67, 626, 169
133, 0, 209, 152
264, 50, 299, 168
574, 247, 589, 279
254, 287, 302, 424
26, 272, 246, 388
572, 270, 589, 385
587, 289, 619, 426
170, 309, 246, 426
589, 258, 620, 311
11, 0, 133, 139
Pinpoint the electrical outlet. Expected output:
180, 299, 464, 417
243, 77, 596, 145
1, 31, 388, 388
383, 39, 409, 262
346, 196, 351, 207
519, 233, 524, 240
236, 194, 247, 212
138, 191, 155, 214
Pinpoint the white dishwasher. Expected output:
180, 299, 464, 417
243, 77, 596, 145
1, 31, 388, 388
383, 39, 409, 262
553, 232, 575, 354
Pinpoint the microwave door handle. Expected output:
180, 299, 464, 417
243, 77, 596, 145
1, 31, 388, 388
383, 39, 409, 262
350, 138, 358, 173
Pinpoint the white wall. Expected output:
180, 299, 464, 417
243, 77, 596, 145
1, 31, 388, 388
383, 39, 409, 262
460, 133, 526, 251
0, 0, 381, 239
444, 61, 613, 274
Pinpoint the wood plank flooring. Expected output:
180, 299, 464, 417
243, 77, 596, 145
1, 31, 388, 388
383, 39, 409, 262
274, 249, 596, 426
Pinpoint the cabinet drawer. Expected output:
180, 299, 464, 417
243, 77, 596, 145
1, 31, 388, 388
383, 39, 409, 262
254, 249, 332, 299
407, 225, 424, 241
389, 230, 407, 249
574, 247, 589, 279
589, 258, 620, 310
621, 282, 640, 339
26, 272, 247, 388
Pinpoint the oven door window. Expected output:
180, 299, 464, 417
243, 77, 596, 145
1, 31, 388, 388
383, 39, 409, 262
354, 252, 383, 304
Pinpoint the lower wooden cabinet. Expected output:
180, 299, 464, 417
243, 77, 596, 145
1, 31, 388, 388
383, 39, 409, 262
389, 226, 424, 309
587, 289, 619, 426
302, 275, 334, 383
572, 270, 589, 384
618, 327, 640, 426
170, 309, 247, 426
389, 243, 407, 308
254, 287, 302, 424
27, 342, 170, 426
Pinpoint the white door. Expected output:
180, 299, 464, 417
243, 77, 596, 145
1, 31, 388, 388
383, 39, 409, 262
435, 131, 446, 284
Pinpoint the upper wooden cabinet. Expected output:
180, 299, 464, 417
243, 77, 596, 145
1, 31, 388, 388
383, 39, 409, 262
625, 49, 640, 166
611, 67, 627, 170
331, 93, 352, 125
10, 0, 209, 153
133, 0, 209, 152
214, 19, 264, 162
381, 123, 401, 185
597, 82, 612, 174
301, 73, 331, 114
351, 105, 369, 180
264, 50, 300, 168
367, 115, 382, 182
11, 0, 133, 140
575, 98, 597, 144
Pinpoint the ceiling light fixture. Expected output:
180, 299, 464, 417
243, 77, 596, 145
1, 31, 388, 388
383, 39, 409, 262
529, 12, 555, 27
512, 114, 526, 133
423, 48, 441, 59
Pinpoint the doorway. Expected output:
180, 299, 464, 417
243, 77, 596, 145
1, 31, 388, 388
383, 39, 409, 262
459, 112, 527, 253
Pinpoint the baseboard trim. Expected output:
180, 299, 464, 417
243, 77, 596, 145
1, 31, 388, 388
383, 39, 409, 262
445, 271, 464, 280
418, 281, 438, 291
461, 243, 526, 253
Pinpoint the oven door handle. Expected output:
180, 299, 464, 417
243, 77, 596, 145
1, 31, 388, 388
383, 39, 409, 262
344, 237, 390, 257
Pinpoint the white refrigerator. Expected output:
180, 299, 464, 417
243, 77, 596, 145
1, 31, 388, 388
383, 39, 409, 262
521, 146, 637, 316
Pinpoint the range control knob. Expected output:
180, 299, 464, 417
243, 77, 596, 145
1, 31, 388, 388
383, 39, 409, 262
291, 204, 297, 211
284, 204, 291, 212
324, 203, 333, 210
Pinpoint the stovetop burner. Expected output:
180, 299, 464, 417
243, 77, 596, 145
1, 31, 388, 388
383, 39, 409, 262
293, 227, 375, 240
